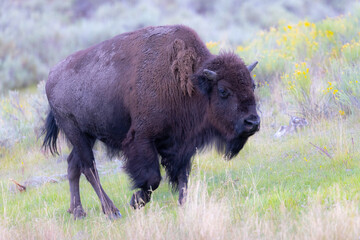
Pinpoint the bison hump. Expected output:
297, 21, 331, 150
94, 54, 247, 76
169, 39, 197, 96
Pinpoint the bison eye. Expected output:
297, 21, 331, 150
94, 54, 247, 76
218, 87, 229, 99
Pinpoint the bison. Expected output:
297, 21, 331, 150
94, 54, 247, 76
42, 25, 260, 219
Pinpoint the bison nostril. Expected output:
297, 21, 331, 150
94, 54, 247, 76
244, 115, 260, 128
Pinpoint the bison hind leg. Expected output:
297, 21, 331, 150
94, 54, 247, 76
67, 149, 87, 219
57, 115, 121, 218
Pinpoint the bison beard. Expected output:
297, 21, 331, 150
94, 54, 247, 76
42, 25, 259, 219
225, 137, 249, 160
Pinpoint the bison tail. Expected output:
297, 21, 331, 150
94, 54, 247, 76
42, 110, 60, 155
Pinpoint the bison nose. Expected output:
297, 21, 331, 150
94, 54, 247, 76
244, 115, 260, 132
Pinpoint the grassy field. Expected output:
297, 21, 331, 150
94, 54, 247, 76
1, 9, 360, 240
1, 114, 359, 239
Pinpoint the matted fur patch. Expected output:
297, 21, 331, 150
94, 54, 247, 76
169, 39, 197, 96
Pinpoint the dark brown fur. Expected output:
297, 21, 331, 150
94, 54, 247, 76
42, 25, 260, 218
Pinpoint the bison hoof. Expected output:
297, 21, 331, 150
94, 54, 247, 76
71, 206, 87, 220
130, 191, 150, 209
108, 210, 122, 220
178, 197, 187, 206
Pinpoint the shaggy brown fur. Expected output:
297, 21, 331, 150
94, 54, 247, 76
169, 39, 197, 96
42, 25, 260, 219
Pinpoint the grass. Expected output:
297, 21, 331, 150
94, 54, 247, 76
1, 113, 360, 239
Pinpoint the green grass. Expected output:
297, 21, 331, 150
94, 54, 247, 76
1, 114, 360, 239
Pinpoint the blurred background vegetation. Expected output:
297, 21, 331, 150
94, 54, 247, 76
1, 0, 360, 92
0, 0, 360, 150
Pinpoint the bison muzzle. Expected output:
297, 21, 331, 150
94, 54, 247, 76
42, 25, 259, 219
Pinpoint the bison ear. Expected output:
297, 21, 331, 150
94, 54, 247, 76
247, 61, 258, 72
193, 69, 217, 96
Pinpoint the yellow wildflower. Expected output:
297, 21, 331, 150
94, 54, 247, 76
326, 30, 334, 38
206, 41, 219, 48
237, 46, 244, 51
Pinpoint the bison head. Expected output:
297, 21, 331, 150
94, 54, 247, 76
194, 53, 260, 159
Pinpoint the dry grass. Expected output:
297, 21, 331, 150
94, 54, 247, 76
2, 180, 359, 240
121, 182, 360, 240
0, 218, 66, 240
121, 181, 232, 240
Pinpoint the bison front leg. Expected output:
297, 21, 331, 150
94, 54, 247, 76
128, 165, 162, 209
161, 150, 191, 206
163, 154, 191, 205
176, 156, 192, 206
178, 171, 189, 205
123, 135, 161, 209
128, 163, 161, 209
130, 187, 152, 209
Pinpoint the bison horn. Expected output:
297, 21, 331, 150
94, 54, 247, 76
247, 61, 258, 72
203, 69, 217, 80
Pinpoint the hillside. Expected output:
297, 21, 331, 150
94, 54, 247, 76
1, 0, 360, 92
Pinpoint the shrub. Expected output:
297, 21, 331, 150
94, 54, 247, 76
1, 0, 360, 93
232, 11, 360, 119
0, 81, 48, 149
